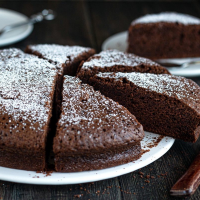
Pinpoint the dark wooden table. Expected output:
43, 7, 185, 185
1, 1, 200, 199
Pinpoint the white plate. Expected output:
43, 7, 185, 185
0, 8, 33, 47
102, 31, 200, 77
0, 131, 174, 185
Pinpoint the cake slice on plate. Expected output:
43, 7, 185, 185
77, 49, 170, 83
0, 49, 58, 171
53, 76, 144, 172
25, 44, 95, 76
90, 72, 200, 142
128, 12, 200, 59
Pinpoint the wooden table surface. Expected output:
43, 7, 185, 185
1, 1, 200, 199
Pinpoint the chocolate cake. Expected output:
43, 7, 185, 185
77, 49, 170, 83
90, 72, 200, 142
0, 48, 57, 171
53, 76, 144, 172
128, 12, 200, 59
25, 44, 95, 76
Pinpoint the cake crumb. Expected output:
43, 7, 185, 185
74, 194, 83, 198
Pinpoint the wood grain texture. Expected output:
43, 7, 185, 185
1, 1, 200, 200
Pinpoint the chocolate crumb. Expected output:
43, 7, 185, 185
146, 175, 150, 179
74, 194, 83, 198
138, 171, 144, 175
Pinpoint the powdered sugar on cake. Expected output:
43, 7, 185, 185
28, 44, 92, 64
56, 75, 144, 152
0, 49, 57, 131
132, 12, 200, 25
81, 50, 159, 69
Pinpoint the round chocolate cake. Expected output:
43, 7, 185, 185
0, 42, 200, 172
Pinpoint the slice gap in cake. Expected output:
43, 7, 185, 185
77, 49, 170, 83
89, 72, 200, 143
24, 44, 96, 170
53, 75, 144, 172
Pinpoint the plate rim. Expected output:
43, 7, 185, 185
101, 30, 128, 52
0, 8, 33, 46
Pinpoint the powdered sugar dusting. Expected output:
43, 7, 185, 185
28, 44, 93, 64
132, 12, 200, 25
96, 72, 200, 109
0, 49, 57, 131
55, 75, 144, 153
0, 48, 24, 60
81, 49, 159, 69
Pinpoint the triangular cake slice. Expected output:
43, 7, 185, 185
53, 76, 144, 172
25, 44, 95, 76
90, 72, 200, 142
0, 48, 58, 171
77, 49, 170, 83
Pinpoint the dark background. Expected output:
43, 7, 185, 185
1, 0, 200, 199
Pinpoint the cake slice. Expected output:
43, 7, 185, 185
128, 12, 200, 59
77, 49, 170, 83
90, 72, 200, 142
0, 49, 58, 171
53, 76, 144, 172
25, 44, 95, 76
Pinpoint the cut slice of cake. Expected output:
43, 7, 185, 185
77, 49, 170, 83
0, 48, 58, 171
90, 72, 200, 143
53, 76, 144, 172
25, 44, 95, 76
128, 12, 200, 59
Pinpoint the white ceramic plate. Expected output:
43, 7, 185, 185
0, 131, 174, 185
0, 8, 33, 47
102, 31, 200, 77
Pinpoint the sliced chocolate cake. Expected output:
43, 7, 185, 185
0, 49, 57, 171
90, 72, 200, 142
77, 49, 170, 83
25, 44, 95, 76
128, 12, 200, 59
53, 76, 144, 172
